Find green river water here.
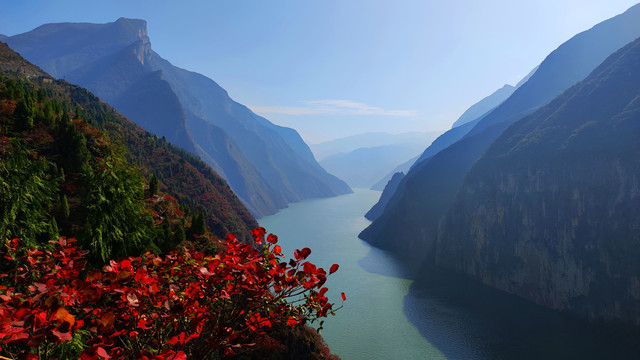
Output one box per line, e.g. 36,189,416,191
260,189,640,360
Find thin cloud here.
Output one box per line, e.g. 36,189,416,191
249,99,418,117
248,105,323,115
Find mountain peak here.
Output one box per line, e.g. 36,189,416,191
114,17,148,39
111,18,151,64
5,19,352,217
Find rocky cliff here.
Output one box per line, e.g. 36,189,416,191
360,3,640,256
437,36,640,324
5,18,351,217
365,171,404,220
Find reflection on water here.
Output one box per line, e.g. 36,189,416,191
404,265,640,360
261,189,640,360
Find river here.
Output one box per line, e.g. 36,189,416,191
259,189,640,360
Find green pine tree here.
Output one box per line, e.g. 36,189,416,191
190,211,207,236
60,194,70,219
174,223,186,243
149,174,159,196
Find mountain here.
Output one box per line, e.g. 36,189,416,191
367,75,532,212
412,65,539,168
360,4,640,254
369,109,489,193
319,144,423,188
365,171,405,220
437,35,640,325
309,131,436,161
0,41,257,252
370,155,416,191
362,114,484,221
310,131,436,189
450,84,515,128
0,43,342,358
5,18,351,218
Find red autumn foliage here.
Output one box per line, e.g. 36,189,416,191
0,228,345,359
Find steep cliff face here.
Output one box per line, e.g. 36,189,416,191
5,18,351,218
438,36,640,324
360,3,640,255
5,18,148,78
365,171,404,221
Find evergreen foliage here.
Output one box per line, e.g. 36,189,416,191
0,74,157,262
0,41,259,257
173,223,186,243
190,210,207,236
60,194,70,218
149,173,159,196
81,148,155,263
0,139,58,245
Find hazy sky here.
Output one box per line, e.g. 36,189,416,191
2,1,638,142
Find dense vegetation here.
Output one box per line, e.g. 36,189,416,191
0,41,256,254
64,83,258,245
5,18,352,218
0,73,189,259
0,231,343,359
0,43,342,358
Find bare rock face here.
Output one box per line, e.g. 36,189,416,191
437,36,640,324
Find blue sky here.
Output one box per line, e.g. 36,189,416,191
2,1,638,142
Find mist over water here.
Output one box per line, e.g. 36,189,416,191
260,189,640,360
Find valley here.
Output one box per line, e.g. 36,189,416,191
2,1,640,359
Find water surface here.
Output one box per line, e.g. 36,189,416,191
260,188,640,359
260,188,445,359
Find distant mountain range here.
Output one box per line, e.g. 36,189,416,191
309,131,436,160
368,80,526,193
367,74,534,208
360,3,640,325
369,155,417,191
5,18,351,217
450,66,538,129
310,132,438,188
320,145,420,189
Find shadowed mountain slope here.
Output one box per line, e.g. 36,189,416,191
0,41,257,245
360,4,640,252
6,18,351,217
367,78,531,211
437,35,640,325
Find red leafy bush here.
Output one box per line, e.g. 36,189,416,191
0,228,343,359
